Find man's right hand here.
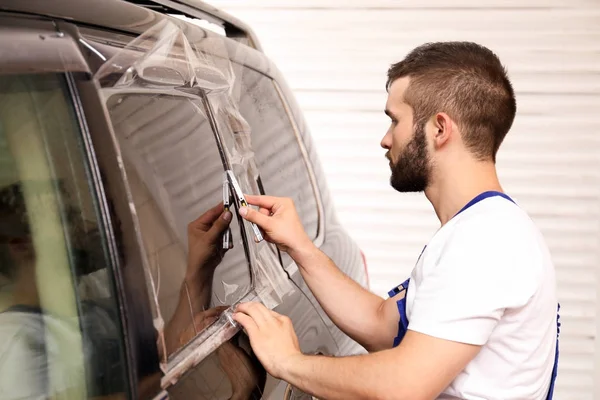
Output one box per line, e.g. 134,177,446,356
239,196,395,352
239,195,314,259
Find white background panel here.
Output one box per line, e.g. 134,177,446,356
208,1,600,397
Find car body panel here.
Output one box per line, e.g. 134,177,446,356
0,1,367,398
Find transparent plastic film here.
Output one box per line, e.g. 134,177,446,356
252,242,294,309
219,98,260,183
95,19,235,95
93,19,294,389
219,106,294,307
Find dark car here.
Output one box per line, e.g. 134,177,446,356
0,1,369,399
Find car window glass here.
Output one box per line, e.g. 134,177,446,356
0,73,129,399
106,92,253,359
237,68,319,242
91,20,306,395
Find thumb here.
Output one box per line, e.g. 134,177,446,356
233,312,258,337
205,211,233,242
239,206,270,230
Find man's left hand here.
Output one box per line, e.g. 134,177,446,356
233,302,302,379
186,202,232,282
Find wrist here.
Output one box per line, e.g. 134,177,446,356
182,269,213,301
288,240,318,265
278,351,307,382
185,266,213,287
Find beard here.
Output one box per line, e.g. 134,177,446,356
388,123,431,193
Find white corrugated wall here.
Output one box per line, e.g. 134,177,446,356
206,1,600,398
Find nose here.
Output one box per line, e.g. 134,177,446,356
380,131,392,150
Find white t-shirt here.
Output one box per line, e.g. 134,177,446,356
405,194,557,399
0,310,87,400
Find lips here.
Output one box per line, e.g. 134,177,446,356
385,153,392,166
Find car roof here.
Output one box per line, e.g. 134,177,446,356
0,0,262,51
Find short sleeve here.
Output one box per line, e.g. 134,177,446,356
407,217,539,345
0,316,47,400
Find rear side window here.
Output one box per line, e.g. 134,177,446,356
90,17,317,396
104,64,321,359
0,74,129,399
237,67,319,241
106,92,253,358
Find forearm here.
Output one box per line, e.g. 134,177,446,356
279,331,476,400
184,268,214,311
164,272,214,354
289,245,387,351
281,352,404,400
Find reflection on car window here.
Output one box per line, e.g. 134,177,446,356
237,68,319,240
106,93,252,358
0,74,129,399
168,334,266,400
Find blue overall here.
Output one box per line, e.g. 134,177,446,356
388,191,560,399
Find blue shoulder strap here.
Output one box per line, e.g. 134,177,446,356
545,303,561,400
454,190,516,218
388,192,558,397
389,278,410,348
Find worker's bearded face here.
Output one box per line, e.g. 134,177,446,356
389,122,431,193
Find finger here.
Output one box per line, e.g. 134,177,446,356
239,206,270,229
258,207,271,217
270,309,292,326
205,211,233,243
202,306,228,318
189,203,225,231
205,316,219,327
192,312,219,330
232,312,258,337
244,194,280,210
236,302,273,327
276,313,293,326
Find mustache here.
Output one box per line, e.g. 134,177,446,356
385,152,392,162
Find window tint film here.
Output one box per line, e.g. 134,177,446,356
106,93,252,359
0,74,129,399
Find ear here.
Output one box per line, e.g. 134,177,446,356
7,237,34,262
431,112,453,150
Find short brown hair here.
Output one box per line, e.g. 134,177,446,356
387,42,516,161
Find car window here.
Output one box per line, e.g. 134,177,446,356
237,68,319,241
0,73,129,399
90,19,305,396
106,92,253,358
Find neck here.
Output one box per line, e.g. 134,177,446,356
425,159,503,226
13,262,40,307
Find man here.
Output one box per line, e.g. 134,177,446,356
232,42,559,399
